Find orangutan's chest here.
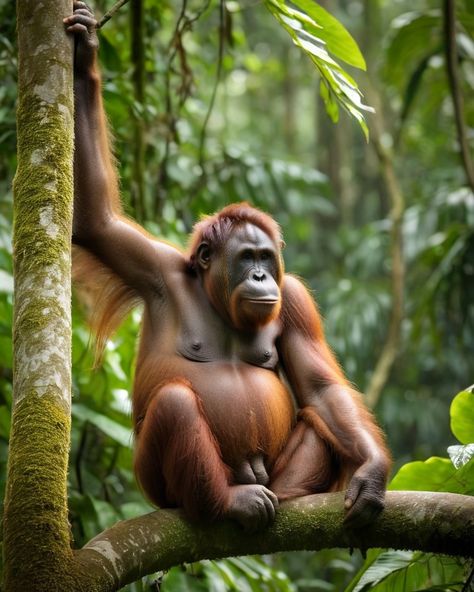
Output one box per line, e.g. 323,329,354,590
176,312,280,369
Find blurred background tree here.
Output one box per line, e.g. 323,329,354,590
0,0,472,589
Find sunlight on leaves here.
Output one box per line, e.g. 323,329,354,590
264,0,373,137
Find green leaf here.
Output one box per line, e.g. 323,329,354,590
389,457,456,491
320,79,339,122
398,48,441,131
450,388,474,444
352,550,415,592
346,551,466,592
264,0,371,136
389,455,474,495
72,403,132,448
289,0,366,69
384,11,442,88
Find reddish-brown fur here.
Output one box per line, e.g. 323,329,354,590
68,2,391,529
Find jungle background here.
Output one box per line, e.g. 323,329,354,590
0,0,473,589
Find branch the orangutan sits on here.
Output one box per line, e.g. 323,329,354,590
65,1,391,532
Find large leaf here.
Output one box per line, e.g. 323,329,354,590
346,550,466,592
384,11,442,88
265,0,372,137
289,0,366,69
450,388,474,444
389,455,474,495
389,457,456,491
351,550,415,592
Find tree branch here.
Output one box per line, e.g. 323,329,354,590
197,0,226,172
96,0,130,29
74,491,474,591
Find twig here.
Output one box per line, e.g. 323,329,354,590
96,0,130,29
197,0,225,172
155,0,189,218
443,0,474,192
155,0,213,215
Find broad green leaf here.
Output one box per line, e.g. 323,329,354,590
346,551,466,592
384,11,442,88
162,568,207,592
449,456,474,495
398,49,441,130
389,457,456,491
264,0,371,135
352,550,415,592
390,455,474,494
450,389,474,444
289,0,366,69
211,561,240,588
72,403,132,448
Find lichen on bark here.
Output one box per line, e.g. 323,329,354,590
13,86,73,411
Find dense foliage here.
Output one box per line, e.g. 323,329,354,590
0,0,473,590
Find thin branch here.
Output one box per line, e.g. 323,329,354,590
365,82,405,409
74,491,474,591
197,0,226,172
443,0,474,192
96,0,130,29
155,0,189,218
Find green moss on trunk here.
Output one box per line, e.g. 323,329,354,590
3,394,74,589
3,0,76,589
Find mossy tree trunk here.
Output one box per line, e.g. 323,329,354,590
3,0,75,589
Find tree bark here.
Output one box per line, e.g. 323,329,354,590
73,491,474,591
3,1,75,589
